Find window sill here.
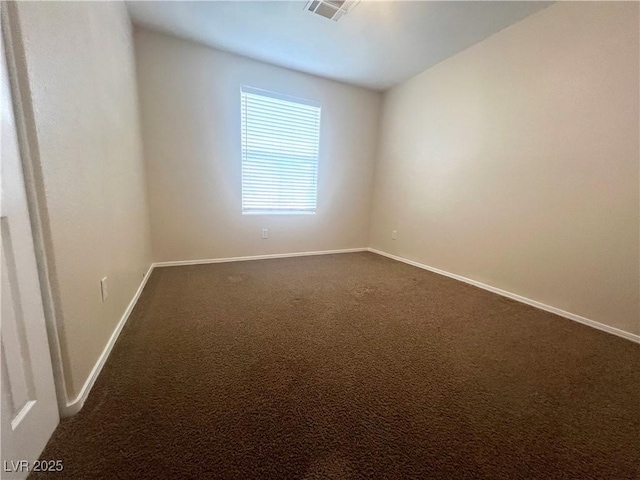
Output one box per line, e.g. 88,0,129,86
242,211,316,215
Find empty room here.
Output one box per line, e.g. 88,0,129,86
1,0,638,478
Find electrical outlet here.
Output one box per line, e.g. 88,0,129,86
392,230,397,240
100,277,108,302
261,228,269,239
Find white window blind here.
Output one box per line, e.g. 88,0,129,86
241,86,321,214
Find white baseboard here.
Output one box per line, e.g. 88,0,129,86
60,263,155,417
368,248,640,344
152,248,368,268
63,246,638,417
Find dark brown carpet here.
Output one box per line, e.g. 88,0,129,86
34,252,639,479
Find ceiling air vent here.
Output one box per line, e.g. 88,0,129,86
305,0,360,21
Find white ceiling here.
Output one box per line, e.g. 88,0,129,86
127,1,553,91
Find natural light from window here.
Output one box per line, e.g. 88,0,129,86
241,86,321,215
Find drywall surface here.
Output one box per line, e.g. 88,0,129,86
134,29,381,262
15,2,153,399
370,2,640,335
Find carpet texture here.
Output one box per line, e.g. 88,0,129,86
34,252,639,479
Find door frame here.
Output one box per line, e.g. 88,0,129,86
2,2,69,418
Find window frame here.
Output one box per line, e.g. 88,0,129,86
240,85,322,216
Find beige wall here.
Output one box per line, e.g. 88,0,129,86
370,2,640,335
134,29,381,262
15,2,152,400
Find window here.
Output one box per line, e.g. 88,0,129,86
241,86,321,214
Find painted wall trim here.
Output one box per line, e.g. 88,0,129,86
60,245,639,416
152,248,368,268
368,248,640,344
61,263,155,417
